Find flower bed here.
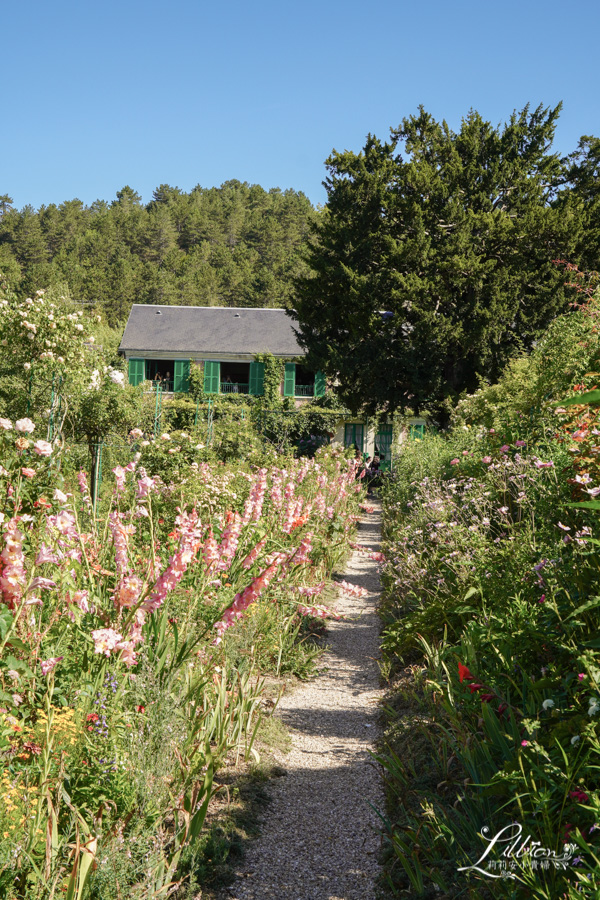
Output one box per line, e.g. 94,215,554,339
0,422,362,898
378,297,600,898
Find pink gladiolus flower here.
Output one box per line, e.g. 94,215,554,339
33,440,52,457
145,508,203,611
36,544,61,565
71,590,91,613
114,574,143,609
298,603,340,620
91,628,123,656
338,580,368,598
112,465,128,491
108,511,135,577
77,470,92,507
28,576,56,592
242,538,267,569
40,657,63,675
15,418,35,433
213,560,281,642
136,475,155,499
21,468,36,478
0,518,26,609
297,582,325,596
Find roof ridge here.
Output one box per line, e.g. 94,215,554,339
130,305,291,312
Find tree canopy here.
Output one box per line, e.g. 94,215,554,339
0,181,316,325
294,104,589,421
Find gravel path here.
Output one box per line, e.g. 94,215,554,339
228,502,384,900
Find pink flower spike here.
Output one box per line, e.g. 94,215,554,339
40,657,63,676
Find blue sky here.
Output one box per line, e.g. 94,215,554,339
3,0,599,210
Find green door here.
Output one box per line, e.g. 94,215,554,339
128,358,145,386
203,360,220,394
283,362,296,397
173,359,190,393
344,423,364,453
409,423,425,441
249,361,265,396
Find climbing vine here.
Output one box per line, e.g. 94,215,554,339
255,352,285,405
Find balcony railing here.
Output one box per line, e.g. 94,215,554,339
295,384,315,397
220,382,249,394
152,379,174,392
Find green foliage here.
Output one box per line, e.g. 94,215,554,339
295,104,585,424
254,352,284,406
378,295,600,897
0,181,317,325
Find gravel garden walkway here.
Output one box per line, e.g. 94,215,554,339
227,502,385,900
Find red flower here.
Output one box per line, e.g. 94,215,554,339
458,662,475,683
469,683,485,693
569,789,590,803
481,693,495,703
136,705,145,713
86,713,99,722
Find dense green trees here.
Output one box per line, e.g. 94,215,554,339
294,104,592,422
0,181,316,324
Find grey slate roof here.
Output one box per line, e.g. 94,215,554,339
119,305,303,357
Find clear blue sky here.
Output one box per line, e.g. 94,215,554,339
3,0,599,210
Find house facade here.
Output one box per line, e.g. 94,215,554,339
119,305,325,401
119,305,426,467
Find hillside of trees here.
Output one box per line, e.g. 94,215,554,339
0,181,316,324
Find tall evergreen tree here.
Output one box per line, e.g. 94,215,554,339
294,104,584,421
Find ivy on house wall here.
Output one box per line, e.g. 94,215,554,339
255,352,285,406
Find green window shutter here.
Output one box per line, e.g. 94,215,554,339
174,359,190,393
128,358,145,387
283,362,296,397
314,370,326,397
249,361,265,396
203,360,220,394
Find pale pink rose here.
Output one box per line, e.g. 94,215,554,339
129,428,143,439
15,418,35,433
21,468,36,478
0,418,12,430
33,440,52,457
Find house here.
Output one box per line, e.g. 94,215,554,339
119,305,325,400
119,304,426,466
